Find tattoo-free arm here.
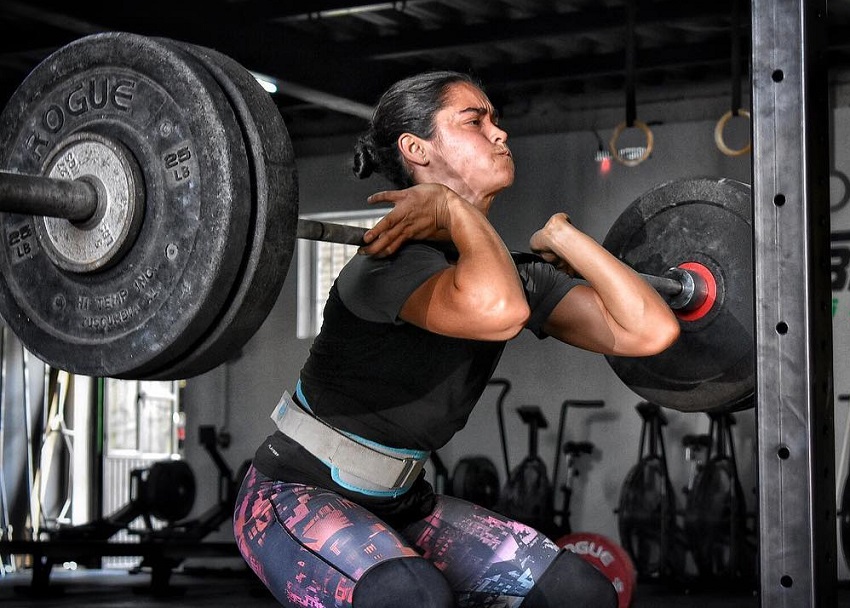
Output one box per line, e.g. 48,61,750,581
362,184,530,340
531,213,680,356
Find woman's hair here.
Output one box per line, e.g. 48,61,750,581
352,71,479,188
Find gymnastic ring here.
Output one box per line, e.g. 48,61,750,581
830,169,850,212
609,120,654,167
714,109,752,157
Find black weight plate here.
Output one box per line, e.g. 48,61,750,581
603,178,754,413
142,41,298,380
0,33,251,378
143,460,196,522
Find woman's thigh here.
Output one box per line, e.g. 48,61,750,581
233,465,421,607
399,495,560,607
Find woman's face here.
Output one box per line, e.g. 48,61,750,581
419,81,514,207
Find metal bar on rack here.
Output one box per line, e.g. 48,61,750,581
751,0,835,605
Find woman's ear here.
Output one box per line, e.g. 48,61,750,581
398,133,429,167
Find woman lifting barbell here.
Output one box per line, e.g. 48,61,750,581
233,70,679,608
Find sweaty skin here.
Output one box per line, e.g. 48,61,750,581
360,81,679,355
235,75,672,608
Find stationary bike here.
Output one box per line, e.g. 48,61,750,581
552,406,637,608
617,402,686,582
429,451,500,510
490,378,636,607
835,394,850,570
682,409,756,585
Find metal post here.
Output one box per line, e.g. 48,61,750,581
751,0,835,606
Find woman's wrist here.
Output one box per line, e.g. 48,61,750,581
435,189,456,233
539,220,581,262
439,190,481,235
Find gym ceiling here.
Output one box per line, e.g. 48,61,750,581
2,0,850,146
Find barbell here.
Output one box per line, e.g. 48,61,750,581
0,33,754,413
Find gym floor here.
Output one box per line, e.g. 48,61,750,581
2,566,850,607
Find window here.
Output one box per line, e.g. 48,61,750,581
101,378,182,568
104,379,181,457
297,209,386,339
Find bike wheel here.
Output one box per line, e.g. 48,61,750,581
841,475,850,571
617,455,679,579
452,456,500,509
683,457,748,580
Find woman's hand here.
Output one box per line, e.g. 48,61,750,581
359,184,455,257
529,213,577,276
360,184,529,341
530,212,680,357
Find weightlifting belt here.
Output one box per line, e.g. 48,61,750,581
270,390,428,495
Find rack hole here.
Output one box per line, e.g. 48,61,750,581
772,69,785,82
776,321,789,335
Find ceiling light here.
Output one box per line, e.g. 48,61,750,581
616,147,648,162
592,130,649,168
594,149,613,162
251,72,278,94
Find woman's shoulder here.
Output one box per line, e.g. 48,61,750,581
344,241,455,275
336,241,455,323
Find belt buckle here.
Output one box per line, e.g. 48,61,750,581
392,456,423,489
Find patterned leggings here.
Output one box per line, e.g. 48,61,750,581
233,465,560,607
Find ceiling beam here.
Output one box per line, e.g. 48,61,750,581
0,0,104,35
217,1,430,22
0,0,393,117
336,0,739,60
477,36,746,91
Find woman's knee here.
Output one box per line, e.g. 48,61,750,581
354,557,455,608
523,549,618,608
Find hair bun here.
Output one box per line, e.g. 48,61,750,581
352,135,376,179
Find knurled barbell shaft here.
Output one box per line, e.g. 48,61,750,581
295,218,686,300
0,170,685,301
0,171,98,222
296,217,369,246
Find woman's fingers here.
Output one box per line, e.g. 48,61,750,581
529,213,579,276
529,247,576,276
360,185,452,256
361,198,423,256
361,221,409,257
366,189,403,207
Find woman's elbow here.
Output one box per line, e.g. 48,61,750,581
644,312,680,355
479,298,530,340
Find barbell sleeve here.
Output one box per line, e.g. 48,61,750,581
0,170,98,221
